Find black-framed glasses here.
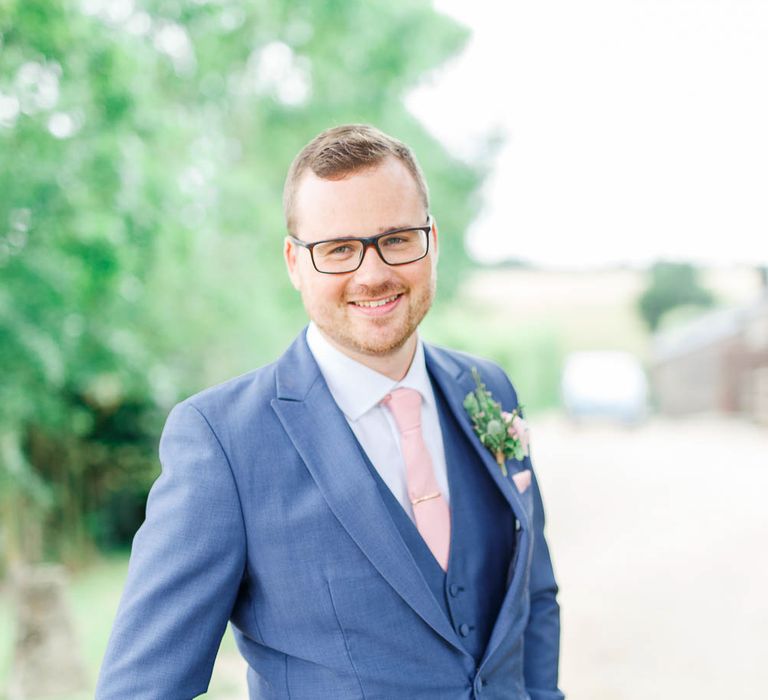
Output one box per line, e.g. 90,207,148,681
289,216,432,274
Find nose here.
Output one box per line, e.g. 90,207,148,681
351,242,393,284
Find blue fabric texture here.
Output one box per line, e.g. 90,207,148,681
96,329,563,699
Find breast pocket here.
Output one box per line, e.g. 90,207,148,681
509,466,534,521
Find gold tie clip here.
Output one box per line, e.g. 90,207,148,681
410,491,441,506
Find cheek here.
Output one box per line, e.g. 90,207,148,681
409,260,435,290
302,275,347,308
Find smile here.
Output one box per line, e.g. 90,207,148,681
350,294,402,308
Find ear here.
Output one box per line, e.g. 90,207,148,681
430,216,439,260
284,237,302,291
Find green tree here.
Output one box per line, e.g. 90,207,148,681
0,0,487,570
637,261,716,331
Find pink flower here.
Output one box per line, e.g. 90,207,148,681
512,415,530,456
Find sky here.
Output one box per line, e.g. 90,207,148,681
407,0,768,268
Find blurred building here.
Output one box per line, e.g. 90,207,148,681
650,272,768,424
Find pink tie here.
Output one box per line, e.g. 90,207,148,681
382,388,451,571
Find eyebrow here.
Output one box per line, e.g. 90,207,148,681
333,223,418,238
376,223,412,233
300,221,428,243
331,224,417,236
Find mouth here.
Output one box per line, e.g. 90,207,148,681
350,293,401,308
348,293,403,315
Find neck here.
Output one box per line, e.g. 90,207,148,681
320,330,418,381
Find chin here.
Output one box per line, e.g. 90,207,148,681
348,327,412,357
321,320,412,358
357,336,410,357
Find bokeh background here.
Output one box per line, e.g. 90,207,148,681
1,1,766,698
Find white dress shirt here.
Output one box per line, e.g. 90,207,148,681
305,322,450,523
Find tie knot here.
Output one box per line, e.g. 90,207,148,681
382,387,422,434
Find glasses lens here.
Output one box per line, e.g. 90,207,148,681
312,239,364,273
378,229,428,265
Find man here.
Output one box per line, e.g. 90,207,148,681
96,125,563,699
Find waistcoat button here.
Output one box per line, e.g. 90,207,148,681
474,675,487,694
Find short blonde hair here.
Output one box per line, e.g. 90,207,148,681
283,124,429,234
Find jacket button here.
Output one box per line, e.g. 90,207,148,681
459,623,470,637
515,519,522,531
449,583,462,597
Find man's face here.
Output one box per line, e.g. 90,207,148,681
284,156,438,360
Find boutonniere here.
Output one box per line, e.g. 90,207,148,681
463,367,530,477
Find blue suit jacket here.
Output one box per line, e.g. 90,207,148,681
96,330,563,699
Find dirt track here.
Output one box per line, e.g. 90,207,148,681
210,414,768,699
535,413,768,699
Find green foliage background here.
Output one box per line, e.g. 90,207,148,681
0,0,489,570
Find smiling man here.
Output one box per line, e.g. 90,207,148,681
97,125,563,700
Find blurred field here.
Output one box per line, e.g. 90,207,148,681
423,268,647,415
460,267,649,351
456,265,761,355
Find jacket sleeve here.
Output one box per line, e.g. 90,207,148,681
95,401,247,700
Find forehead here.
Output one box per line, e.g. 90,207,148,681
293,157,425,242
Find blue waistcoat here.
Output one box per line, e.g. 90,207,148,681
360,374,518,664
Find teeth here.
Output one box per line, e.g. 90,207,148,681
354,294,399,308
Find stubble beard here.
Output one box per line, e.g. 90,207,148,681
311,278,436,358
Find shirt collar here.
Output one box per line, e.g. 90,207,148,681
305,322,433,421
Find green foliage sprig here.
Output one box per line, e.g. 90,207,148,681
463,368,527,477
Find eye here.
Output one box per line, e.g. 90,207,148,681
381,230,417,247
315,239,360,260
329,244,354,255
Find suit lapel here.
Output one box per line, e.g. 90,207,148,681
270,331,467,657
424,344,535,665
